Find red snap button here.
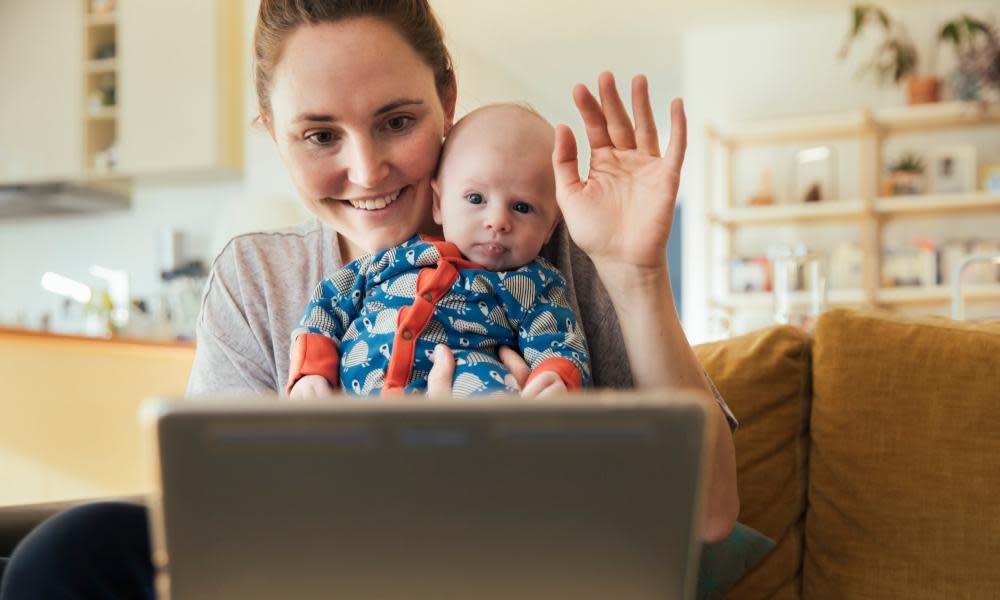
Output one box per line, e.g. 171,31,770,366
401,329,414,340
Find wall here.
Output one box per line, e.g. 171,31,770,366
682,1,1000,341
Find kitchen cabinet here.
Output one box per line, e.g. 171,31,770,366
117,0,245,177
0,2,84,184
0,327,194,506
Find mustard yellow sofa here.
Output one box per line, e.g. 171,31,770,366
694,308,1000,598
2,309,998,598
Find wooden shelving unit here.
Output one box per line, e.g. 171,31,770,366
706,101,1000,320
82,2,119,177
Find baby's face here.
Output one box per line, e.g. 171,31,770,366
432,107,559,271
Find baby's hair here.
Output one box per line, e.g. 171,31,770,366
436,102,553,177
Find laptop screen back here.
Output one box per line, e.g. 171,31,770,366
146,392,711,600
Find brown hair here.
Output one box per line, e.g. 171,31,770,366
254,0,454,118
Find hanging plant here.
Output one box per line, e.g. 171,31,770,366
939,15,1000,100
839,4,918,86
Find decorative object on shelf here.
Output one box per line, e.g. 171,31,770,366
748,168,775,206
829,241,864,290
980,163,1000,192
967,239,1000,284
938,14,1000,102
93,143,119,174
951,253,1000,320
793,146,836,203
94,41,116,60
90,0,116,15
838,4,939,104
729,256,771,293
97,73,116,107
883,151,927,196
772,252,828,332
927,145,977,193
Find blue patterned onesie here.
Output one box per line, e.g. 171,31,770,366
287,235,590,397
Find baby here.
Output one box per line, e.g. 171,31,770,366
287,104,590,398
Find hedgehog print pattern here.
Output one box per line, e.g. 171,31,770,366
289,235,590,398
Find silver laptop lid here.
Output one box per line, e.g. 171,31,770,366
144,390,713,600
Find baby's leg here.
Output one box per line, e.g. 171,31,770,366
451,349,520,398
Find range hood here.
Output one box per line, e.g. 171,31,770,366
0,181,130,219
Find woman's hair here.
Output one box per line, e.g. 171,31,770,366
254,0,454,117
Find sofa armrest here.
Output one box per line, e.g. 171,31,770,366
0,495,147,557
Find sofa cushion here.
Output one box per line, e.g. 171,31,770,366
806,309,1000,598
695,325,812,599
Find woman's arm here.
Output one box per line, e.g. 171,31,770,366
552,72,739,543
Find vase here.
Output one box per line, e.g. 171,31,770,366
906,76,941,104
951,69,980,102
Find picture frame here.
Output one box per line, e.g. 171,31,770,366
792,146,837,203
927,146,977,194
980,163,1000,193
729,256,771,293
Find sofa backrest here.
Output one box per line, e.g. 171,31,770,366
805,309,1000,598
695,325,812,598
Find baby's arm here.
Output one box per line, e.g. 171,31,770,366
287,262,367,396
515,261,591,393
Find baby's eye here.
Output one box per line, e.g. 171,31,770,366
513,202,533,214
384,116,413,132
466,193,484,204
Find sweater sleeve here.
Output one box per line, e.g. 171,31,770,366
286,261,367,392
517,262,591,390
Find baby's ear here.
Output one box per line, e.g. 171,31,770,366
431,179,443,225
544,211,563,243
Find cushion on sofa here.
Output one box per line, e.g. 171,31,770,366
695,325,812,599
806,309,1000,598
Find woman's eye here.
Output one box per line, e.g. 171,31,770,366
466,193,484,205
305,131,336,145
385,116,413,132
513,202,533,214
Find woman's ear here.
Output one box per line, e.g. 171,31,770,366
259,110,275,140
431,179,444,225
441,72,458,134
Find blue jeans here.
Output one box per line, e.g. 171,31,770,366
0,502,153,599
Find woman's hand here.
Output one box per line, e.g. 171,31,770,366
288,374,336,400
553,72,686,274
426,345,561,398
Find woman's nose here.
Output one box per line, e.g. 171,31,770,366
346,137,389,188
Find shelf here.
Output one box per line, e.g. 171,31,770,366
86,13,117,27
85,58,117,73
86,107,118,120
876,284,1000,305
874,101,1000,134
716,111,868,147
715,101,1000,147
712,289,867,309
710,200,867,225
874,192,1000,217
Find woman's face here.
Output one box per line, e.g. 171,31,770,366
264,18,455,259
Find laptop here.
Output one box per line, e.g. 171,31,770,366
142,390,714,600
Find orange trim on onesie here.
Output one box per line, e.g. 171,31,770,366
524,357,583,391
286,333,340,395
381,257,461,395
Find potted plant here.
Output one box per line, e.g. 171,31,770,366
939,15,1000,101
839,4,940,104
883,152,927,196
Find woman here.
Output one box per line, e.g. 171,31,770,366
0,1,737,597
